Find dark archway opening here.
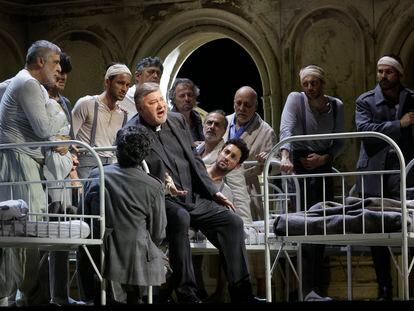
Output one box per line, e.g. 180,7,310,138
176,38,263,117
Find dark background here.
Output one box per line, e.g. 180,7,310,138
177,38,263,117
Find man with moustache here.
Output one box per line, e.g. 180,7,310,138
196,111,252,301
169,78,204,147
125,82,264,304
0,40,63,306
355,54,414,300
119,56,163,120
197,110,252,224
279,64,345,300
224,86,277,298
225,86,277,221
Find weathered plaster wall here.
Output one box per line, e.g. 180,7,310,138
0,0,413,171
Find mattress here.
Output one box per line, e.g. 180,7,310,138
0,219,91,239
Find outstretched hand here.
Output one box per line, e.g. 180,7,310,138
165,172,188,197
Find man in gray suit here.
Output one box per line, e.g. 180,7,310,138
124,82,264,304
355,54,414,300
84,125,167,304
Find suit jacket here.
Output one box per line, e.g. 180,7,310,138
125,111,218,201
355,84,414,195
85,164,167,286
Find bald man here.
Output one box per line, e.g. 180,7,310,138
224,86,277,298
355,54,414,300
224,86,277,221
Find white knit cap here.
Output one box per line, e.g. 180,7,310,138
299,65,326,84
105,64,132,80
377,56,404,75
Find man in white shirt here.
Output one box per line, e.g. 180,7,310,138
72,63,132,179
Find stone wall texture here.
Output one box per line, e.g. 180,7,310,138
1,1,413,299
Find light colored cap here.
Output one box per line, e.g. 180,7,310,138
105,64,132,80
377,56,404,75
299,65,325,84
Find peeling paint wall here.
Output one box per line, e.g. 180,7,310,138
0,0,414,172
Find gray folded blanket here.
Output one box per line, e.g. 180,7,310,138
273,197,414,236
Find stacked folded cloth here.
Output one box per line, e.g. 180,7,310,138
0,199,90,239
244,219,275,245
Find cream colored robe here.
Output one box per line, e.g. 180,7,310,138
225,113,277,220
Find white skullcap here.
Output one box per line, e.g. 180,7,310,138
105,64,132,80
377,56,404,75
299,65,326,84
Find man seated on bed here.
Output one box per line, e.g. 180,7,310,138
124,82,264,304
202,138,251,302
82,125,167,304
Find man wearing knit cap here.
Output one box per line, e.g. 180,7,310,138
71,63,131,304
279,64,345,300
355,54,414,300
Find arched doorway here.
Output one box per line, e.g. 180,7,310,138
132,8,281,131
174,38,263,117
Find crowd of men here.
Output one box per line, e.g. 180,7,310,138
0,39,413,305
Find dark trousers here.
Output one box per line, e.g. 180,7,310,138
165,195,249,297
76,245,100,303
292,151,334,296
371,246,392,290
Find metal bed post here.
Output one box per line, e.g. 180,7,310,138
263,131,410,301
76,141,107,305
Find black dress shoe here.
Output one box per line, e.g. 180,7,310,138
377,286,393,301
229,278,266,303
176,292,203,304
248,297,267,304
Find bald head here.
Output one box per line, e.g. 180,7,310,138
233,86,258,126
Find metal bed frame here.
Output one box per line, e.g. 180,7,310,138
0,140,106,305
263,131,413,302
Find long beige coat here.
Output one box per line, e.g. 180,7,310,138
225,113,277,220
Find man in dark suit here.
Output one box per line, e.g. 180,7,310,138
355,54,414,300
124,82,263,304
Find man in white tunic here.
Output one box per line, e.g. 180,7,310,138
0,40,62,306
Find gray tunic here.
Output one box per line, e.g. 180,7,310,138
280,91,345,158
0,69,64,213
